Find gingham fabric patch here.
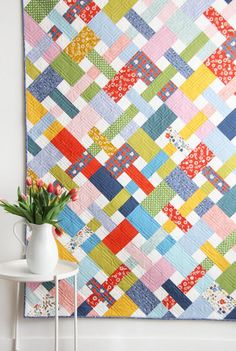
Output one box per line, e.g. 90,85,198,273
23,0,236,320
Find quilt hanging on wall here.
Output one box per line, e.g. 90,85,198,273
23,0,236,320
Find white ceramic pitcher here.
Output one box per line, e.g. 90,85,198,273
13,222,58,274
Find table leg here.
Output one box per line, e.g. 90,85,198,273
74,275,77,351
55,277,59,351
15,281,20,351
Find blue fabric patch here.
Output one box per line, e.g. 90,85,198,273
90,90,123,124
180,296,213,319
166,167,198,201
77,301,92,317
157,235,176,255
58,206,85,237
90,167,123,201
125,9,155,40
119,196,139,216
165,48,193,78
128,205,160,239
195,197,214,216
88,11,122,46
81,234,101,254
27,136,41,156
28,143,63,177
162,279,192,310
28,66,63,102
127,280,160,315
218,109,236,141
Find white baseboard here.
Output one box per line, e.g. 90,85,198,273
1,337,236,351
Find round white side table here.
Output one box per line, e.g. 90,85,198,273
0,259,79,351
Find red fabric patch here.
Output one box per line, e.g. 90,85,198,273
103,220,138,254
81,158,102,178
162,203,192,233
204,7,234,39
162,295,176,310
204,48,236,85
125,164,155,195
178,265,206,294
103,66,138,102
51,128,85,163
163,265,206,310
79,1,101,23
64,0,77,6
87,264,130,308
179,142,214,179
103,264,131,292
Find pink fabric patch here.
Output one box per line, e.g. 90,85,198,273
203,205,236,240
67,105,101,139
142,26,176,62
104,35,131,63
125,242,153,271
69,180,101,215
141,258,175,291
166,89,199,122
51,280,79,315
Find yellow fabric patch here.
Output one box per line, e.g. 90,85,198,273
180,112,208,139
201,241,230,271
26,91,47,124
64,27,99,64
88,127,117,156
104,294,138,317
56,239,79,263
180,64,216,101
43,120,64,140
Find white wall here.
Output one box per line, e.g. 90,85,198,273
0,1,236,351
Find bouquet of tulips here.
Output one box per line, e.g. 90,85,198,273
0,177,79,236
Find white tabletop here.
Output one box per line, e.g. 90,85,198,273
0,259,79,282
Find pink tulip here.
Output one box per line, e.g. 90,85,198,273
26,177,32,186
69,188,78,196
47,183,54,193
55,185,62,196
21,193,28,201
71,193,79,202
36,179,44,188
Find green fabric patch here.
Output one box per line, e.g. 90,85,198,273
51,52,84,86
87,50,116,79
142,181,175,216
25,0,59,23
81,82,101,102
103,0,138,22
26,58,41,80
89,242,121,276
216,262,236,294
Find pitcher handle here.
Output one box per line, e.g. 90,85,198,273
13,220,32,254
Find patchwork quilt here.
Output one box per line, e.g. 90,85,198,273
23,0,236,320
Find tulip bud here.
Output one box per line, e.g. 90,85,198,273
71,193,79,202
55,185,62,196
36,179,44,188
47,183,54,193
69,188,78,196
55,227,63,236
26,177,32,186
21,193,28,201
